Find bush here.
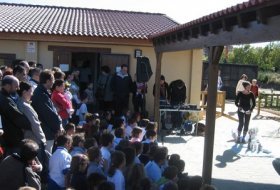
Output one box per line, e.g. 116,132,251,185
258,71,280,86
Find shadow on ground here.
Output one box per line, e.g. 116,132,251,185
212,178,280,190
159,135,190,144
215,144,243,168
252,115,280,122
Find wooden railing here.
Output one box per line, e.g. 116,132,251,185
257,92,280,115
200,91,226,114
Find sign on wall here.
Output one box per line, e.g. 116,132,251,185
27,42,36,53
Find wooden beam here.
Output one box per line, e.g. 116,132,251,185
202,46,224,185
237,14,249,28
256,9,268,24
191,27,199,38
153,51,163,126
154,15,280,53
48,45,111,53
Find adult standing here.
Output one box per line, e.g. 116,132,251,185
111,64,133,116
17,81,46,147
0,75,31,154
0,139,41,190
28,67,41,91
168,79,186,129
96,66,113,111
153,75,169,103
51,79,72,127
13,65,28,82
235,81,256,143
32,70,63,153
236,74,248,95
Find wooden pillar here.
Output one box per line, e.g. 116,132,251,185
202,46,224,184
154,51,163,124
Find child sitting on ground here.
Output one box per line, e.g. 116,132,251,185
107,151,126,190
114,127,125,149
125,118,137,139
65,122,76,137
100,133,114,172
132,141,143,164
142,130,157,144
48,135,72,189
76,92,88,126
130,127,143,142
68,154,89,190
84,113,100,139
87,146,105,177
70,134,86,156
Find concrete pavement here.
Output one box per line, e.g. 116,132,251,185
161,102,280,190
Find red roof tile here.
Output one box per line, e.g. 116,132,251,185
0,3,178,40
150,0,277,39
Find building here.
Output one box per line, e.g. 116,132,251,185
0,3,203,115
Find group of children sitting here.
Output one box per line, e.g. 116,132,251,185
47,111,217,190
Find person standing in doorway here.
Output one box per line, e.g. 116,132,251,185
96,66,113,111
111,64,133,116
235,81,256,143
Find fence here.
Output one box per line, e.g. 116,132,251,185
257,92,280,115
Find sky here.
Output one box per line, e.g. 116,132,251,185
1,0,272,46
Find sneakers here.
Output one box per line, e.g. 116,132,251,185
241,138,246,144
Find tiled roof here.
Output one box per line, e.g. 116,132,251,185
0,3,178,40
150,0,278,39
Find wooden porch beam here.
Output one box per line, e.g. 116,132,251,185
153,51,163,126
153,15,280,53
202,45,224,185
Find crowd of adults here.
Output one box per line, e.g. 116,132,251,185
0,60,218,190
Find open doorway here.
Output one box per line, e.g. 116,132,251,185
71,52,100,92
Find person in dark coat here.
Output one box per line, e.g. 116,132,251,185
31,69,63,153
111,64,133,116
168,79,187,129
168,79,186,105
0,75,31,155
0,139,41,190
96,66,113,111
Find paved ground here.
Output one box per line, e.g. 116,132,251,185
160,102,280,190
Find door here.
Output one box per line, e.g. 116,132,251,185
100,54,130,74
53,51,71,71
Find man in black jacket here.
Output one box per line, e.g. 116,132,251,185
31,70,63,153
169,79,187,129
0,75,31,154
111,64,133,116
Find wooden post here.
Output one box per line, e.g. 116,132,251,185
202,46,224,185
154,51,163,125
257,94,261,115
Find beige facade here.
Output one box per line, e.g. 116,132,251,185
0,39,202,116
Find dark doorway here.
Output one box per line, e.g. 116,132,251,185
71,52,99,91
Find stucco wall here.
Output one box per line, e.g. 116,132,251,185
0,39,203,116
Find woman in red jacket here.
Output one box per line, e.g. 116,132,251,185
51,79,72,127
